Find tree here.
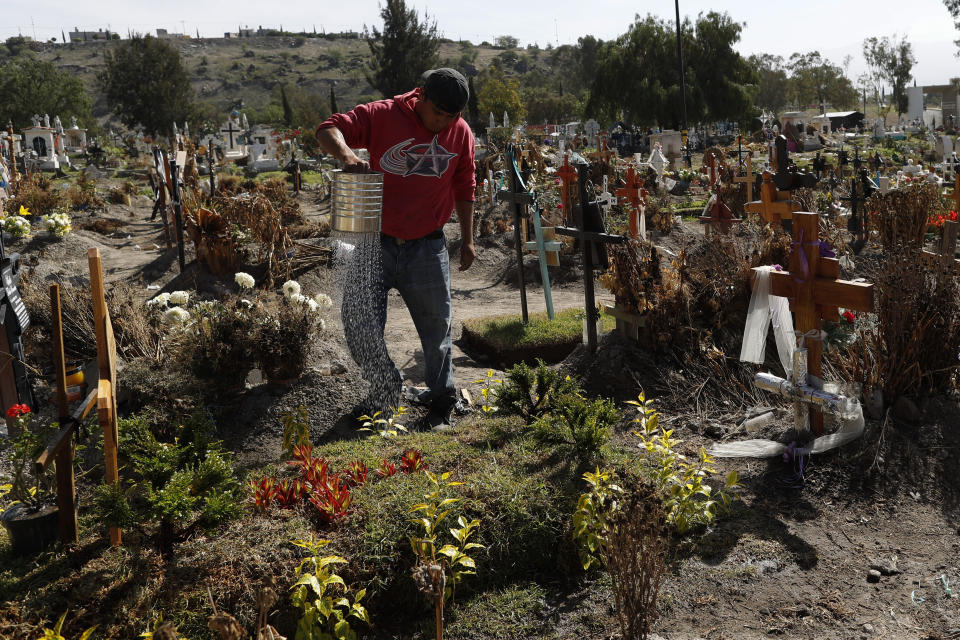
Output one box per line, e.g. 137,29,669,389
467,76,479,129
586,12,755,127
494,35,519,49
945,1,960,52
330,85,339,114
0,57,92,130
99,35,194,137
366,0,440,98
863,35,916,120
748,54,790,113
522,87,580,124
787,51,857,113
476,65,525,125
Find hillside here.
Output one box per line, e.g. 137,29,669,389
27,35,523,128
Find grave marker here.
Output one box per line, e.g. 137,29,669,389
615,166,647,239
555,154,578,226
751,212,874,435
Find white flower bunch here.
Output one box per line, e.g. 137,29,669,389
281,280,301,299
313,293,332,309
290,293,308,307
163,306,190,325
234,272,255,289
146,292,171,308
3,216,31,239
169,290,190,306
42,212,72,239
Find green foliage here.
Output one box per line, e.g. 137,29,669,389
863,35,916,117
572,467,621,570
476,65,525,125
586,12,756,126
1,421,57,510
101,413,243,548
37,609,97,640
748,53,790,114
786,51,857,112
366,0,440,98
290,535,370,640
628,394,738,533
494,359,580,423
282,405,312,457
358,406,409,438
99,35,194,136
532,392,618,463
0,57,92,130
473,369,503,415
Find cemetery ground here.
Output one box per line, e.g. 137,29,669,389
0,164,959,640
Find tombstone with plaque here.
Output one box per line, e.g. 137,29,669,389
21,121,59,170
218,111,247,162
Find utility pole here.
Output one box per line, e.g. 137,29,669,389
674,0,690,168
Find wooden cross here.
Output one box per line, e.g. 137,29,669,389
699,191,741,236
733,154,755,201
752,212,874,436
5,122,18,187
615,166,647,238
948,173,960,213
744,171,797,228
555,154,579,226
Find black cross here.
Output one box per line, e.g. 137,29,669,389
220,121,239,149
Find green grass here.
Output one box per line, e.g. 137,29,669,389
461,307,615,351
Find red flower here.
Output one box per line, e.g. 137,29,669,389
6,404,30,419
842,310,855,324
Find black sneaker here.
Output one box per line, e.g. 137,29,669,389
426,404,455,433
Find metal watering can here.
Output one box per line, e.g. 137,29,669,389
331,170,383,234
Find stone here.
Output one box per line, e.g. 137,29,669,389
869,562,902,576
866,569,881,583
891,395,921,424
330,360,348,375
862,623,874,634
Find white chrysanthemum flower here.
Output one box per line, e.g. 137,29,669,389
307,299,319,313
234,272,255,289
148,292,171,308
290,293,308,307
317,318,326,331
281,280,301,299
169,290,190,306
313,293,332,309
163,306,190,325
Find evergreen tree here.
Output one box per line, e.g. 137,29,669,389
98,35,193,137
280,83,293,126
366,0,440,98
330,85,339,114
467,76,479,128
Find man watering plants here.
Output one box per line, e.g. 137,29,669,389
317,68,475,431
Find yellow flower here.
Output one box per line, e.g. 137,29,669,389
18,205,30,217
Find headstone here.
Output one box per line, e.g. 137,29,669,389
246,125,280,172
503,111,510,129
43,114,51,128
648,143,667,184
21,123,59,170
584,119,600,147
649,130,682,165
218,111,247,161
489,112,496,130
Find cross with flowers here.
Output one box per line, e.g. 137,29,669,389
751,212,874,435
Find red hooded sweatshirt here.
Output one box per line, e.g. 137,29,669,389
317,89,476,240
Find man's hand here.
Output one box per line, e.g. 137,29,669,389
342,150,370,173
459,241,475,271
317,126,369,172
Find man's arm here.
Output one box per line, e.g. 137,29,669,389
316,126,369,172
455,200,475,271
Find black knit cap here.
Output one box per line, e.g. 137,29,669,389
420,68,469,114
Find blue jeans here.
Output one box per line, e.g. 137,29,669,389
342,233,455,413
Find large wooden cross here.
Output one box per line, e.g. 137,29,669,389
733,153,755,202
555,154,579,226
744,171,798,228
752,212,874,436
615,166,647,238
699,156,742,236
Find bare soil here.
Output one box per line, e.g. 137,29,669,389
4,173,960,640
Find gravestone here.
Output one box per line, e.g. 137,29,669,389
246,125,280,172
584,119,600,147
219,111,247,162
64,116,87,153
21,123,59,170
649,130,682,166
503,111,510,129
488,112,496,130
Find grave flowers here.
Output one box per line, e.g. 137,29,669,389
2,212,31,239
252,278,331,383
42,211,72,238
0,404,61,553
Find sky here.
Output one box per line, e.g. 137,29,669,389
2,0,958,86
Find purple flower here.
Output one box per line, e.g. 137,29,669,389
773,264,783,271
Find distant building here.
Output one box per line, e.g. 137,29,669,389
68,28,114,43
156,29,188,39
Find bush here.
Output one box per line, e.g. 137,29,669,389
532,392,618,463
494,359,580,423
4,173,62,216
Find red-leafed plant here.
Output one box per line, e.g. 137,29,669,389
309,474,353,524
275,478,306,508
249,477,276,511
376,459,398,478
344,460,369,487
400,449,428,474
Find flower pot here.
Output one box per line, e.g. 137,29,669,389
1,503,59,554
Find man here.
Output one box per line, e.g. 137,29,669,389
317,68,476,431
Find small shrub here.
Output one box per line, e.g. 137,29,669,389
494,359,580,423
532,392,618,463
4,173,62,216
290,536,370,639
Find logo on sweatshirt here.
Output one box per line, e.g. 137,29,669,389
379,136,458,178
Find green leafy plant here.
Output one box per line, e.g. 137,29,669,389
572,467,622,570
628,393,738,533
472,369,503,414
409,471,484,640
290,535,370,640
38,609,97,640
532,392,618,463
494,359,580,423
357,406,408,437
282,405,312,457
1,405,58,511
